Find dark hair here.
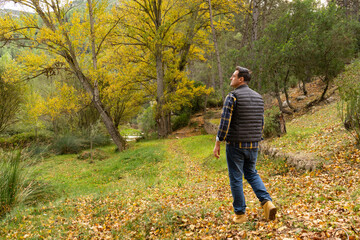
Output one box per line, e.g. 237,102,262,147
236,66,251,83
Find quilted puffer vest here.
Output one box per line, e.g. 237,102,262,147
226,85,264,142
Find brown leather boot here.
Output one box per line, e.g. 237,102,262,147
263,201,277,220
233,214,247,223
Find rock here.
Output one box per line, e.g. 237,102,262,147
296,95,307,101
282,101,289,108
259,142,322,171
326,96,336,103
204,121,218,135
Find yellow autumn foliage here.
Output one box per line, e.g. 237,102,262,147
37,82,86,121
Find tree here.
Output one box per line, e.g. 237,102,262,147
253,1,295,114
0,0,127,150
0,52,23,133
208,0,224,101
254,0,357,114
311,2,357,102
115,0,227,137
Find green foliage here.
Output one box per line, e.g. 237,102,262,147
254,0,357,98
52,132,111,155
119,127,142,137
171,112,191,131
263,107,282,139
52,135,87,155
338,59,360,145
137,105,157,139
0,60,23,133
0,151,53,217
0,132,53,149
206,93,224,108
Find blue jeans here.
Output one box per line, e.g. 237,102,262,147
226,143,272,214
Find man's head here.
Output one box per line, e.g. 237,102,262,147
230,66,251,88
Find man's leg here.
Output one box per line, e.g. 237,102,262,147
243,149,276,220
243,149,272,202
226,144,246,215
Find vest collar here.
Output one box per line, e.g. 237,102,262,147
235,84,248,90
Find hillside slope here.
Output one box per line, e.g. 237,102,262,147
1,81,360,239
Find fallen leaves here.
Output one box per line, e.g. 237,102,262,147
1,128,360,239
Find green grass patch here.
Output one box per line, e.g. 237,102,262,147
270,102,349,154
30,140,171,199
209,118,220,126
177,135,228,172
119,127,142,136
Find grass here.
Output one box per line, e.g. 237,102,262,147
1,101,360,239
269,101,352,158
0,139,189,238
208,118,221,126
119,127,142,136
30,140,176,198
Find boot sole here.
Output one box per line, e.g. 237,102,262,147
268,207,277,221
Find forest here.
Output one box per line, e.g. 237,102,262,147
1,0,360,239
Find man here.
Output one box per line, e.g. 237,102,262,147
213,66,276,224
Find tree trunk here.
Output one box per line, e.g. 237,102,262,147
211,65,216,89
155,45,171,137
252,0,259,44
93,81,126,151
152,0,171,138
275,79,292,114
65,55,126,151
320,77,330,101
279,113,286,134
301,78,308,96
88,0,97,70
250,0,260,91
283,69,295,111
208,0,225,101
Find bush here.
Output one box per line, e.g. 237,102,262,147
52,134,87,155
137,105,157,139
207,93,223,108
338,60,360,146
52,129,111,155
263,107,282,139
0,67,23,133
0,132,53,149
172,112,190,131
87,134,111,148
0,150,53,217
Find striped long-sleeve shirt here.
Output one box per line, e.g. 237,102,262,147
216,93,262,149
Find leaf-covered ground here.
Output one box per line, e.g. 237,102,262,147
1,101,360,239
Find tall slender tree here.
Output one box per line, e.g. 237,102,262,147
0,0,127,150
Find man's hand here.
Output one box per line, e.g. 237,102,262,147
213,141,221,158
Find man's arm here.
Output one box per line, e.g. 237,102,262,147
213,93,236,158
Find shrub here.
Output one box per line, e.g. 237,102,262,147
86,134,111,148
52,134,87,155
0,65,23,133
263,107,282,139
0,150,54,217
206,93,223,108
25,144,53,159
338,60,360,146
172,112,190,131
137,105,157,139
0,132,53,149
